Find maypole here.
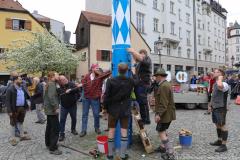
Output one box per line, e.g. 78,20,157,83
112,0,132,148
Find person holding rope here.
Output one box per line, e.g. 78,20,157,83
80,64,111,137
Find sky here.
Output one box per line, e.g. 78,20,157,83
18,0,239,44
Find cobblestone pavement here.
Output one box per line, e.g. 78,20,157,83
1,102,240,160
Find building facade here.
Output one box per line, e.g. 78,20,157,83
0,0,45,82
32,10,71,43
74,11,151,79
85,0,227,76
226,22,240,67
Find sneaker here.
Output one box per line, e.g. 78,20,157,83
15,132,20,138
106,155,114,160
71,130,78,135
95,128,101,135
161,153,169,160
144,120,151,125
20,136,31,141
154,145,166,153
215,145,227,152
35,120,42,124
120,154,129,160
168,153,176,160
59,135,65,142
79,131,87,137
9,139,18,146
50,149,63,155
210,140,222,146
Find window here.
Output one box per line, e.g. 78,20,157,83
207,22,210,31
214,28,216,36
208,37,210,46
186,13,190,24
96,50,111,61
198,52,202,60
197,4,201,14
153,0,158,9
214,41,217,49
170,22,175,35
167,44,170,55
187,49,191,58
236,46,240,52
162,24,165,33
236,38,240,44
237,30,240,35
218,17,220,25
185,0,190,7
222,32,225,40
215,55,217,62
198,35,201,45
136,12,145,33
218,29,220,38
178,47,182,57
161,3,165,12
11,19,31,31
214,15,216,23
198,20,201,29
170,1,175,14
186,30,191,46
136,0,144,3
153,18,159,32
179,27,182,39
178,9,182,21
0,48,4,54
167,65,171,71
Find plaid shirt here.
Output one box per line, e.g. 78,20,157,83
82,72,111,99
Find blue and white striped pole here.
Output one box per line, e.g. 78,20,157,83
112,0,132,149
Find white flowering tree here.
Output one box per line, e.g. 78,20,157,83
6,30,80,76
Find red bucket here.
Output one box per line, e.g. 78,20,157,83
96,135,108,154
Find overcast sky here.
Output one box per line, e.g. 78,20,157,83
18,0,239,44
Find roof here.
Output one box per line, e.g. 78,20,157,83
0,0,26,12
233,21,240,28
82,11,111,26
32,12,51,23
75,11,151,51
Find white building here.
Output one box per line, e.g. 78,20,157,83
32,11,71,43
85,0,227,75
227,22,240,67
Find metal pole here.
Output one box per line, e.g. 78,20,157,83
159,51,161,68
193,0,198,72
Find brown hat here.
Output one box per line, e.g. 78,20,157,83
154,68,168,77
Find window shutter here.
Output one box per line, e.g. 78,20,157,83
25,20,32,30
109,51,112,61
5,18,12,29
96,50,102,61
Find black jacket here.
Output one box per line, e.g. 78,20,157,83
57,82,79,108
6,84,30,113
103,76,135,117
32,83,44,104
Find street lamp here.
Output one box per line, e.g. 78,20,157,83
231,55,235,68
154,36,163,68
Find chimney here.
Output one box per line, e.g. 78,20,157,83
229,23,233,27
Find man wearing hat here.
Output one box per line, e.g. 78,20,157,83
154,68,176,160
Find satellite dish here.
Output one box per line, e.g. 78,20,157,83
176,71,188,83
166,71,171,82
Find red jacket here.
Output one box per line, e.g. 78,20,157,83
82,72,111,99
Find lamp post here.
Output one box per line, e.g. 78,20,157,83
154,36,163,68
231,55,235,68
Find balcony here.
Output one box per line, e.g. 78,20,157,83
162,36,180,49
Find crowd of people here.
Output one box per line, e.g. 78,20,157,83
0,47,236,160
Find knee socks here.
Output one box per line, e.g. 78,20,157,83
162,139,173,154
108,138,114,157
120,137,128,158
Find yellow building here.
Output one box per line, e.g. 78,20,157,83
0,0,45,83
